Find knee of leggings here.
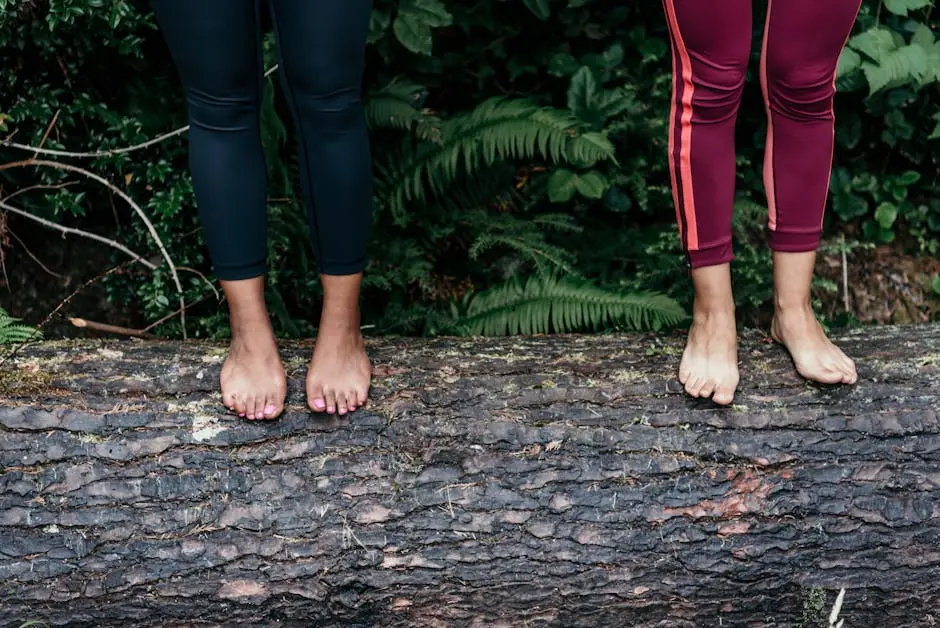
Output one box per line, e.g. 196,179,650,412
286,71,363,126
691,60,747,124
186,87,259,133
765,65,836,121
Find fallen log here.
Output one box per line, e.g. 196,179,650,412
0,325,938,627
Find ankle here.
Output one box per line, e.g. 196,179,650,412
773,298,813,317
229,314,274,343
319,305,360,332
692,298,735,320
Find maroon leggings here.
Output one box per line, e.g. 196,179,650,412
662,0,861,269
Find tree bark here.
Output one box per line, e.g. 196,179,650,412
0,325,938,627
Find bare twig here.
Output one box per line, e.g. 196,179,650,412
176,265,220,301
33,109,61,159
0,262,132,365
141,295,211,333
828,588,846,628
0,181,79,204
70,317,158,340
0,63,284,337
841,236,851,314
0,200,157,270
6,228,66,279
0,159,186,337
2,126,191,160
0,65,279,160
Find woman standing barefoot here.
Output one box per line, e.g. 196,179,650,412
151,1,373,419
662,0,861,405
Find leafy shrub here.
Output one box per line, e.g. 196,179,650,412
0,0,936,338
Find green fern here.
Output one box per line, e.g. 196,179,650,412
365,78,441,141
375,161,519,228
378,97,617,220
453,274,687,336
0,308,40,345
429,163,521,216
466,209,582,275
469,234,577,275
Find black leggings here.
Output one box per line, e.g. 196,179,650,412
151,0,373,280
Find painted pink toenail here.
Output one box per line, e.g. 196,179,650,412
313,399,326,410
239,413,245,417
264,405,277,415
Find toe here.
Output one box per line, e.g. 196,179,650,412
252,395,266,421
809,365,843,385
223,391,237,412
698,379,717,400
685,376,704,398
262,396,280,420
234,396,248,418
356,389,368,408
678,361,692,385
337,392,349,416
842,368,858,385
841,356,858,383
712,373,738,406
325,390,337,414
822,356,849,384
347,391,358,412
712,386,735,406
308,384,326,413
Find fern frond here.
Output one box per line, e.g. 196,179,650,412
463,207,581,274
365,78,441,139
429,163,521,216
468,234,577,275
374,149,519,225
0,308,41,345
379,97,617,219
531,213,582,233
453,274,686,336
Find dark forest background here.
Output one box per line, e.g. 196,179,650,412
0,0,937,343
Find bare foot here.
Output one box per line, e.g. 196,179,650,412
771,305,857,385
221,323,287,420
306,315,371,416
679,307,740,406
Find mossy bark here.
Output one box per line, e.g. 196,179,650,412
1,325,938,627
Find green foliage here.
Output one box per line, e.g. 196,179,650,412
0,307,40,345
377,96,616,222
834,0,940,251
840,24,936,94
452,273,686,336
0,0,937,337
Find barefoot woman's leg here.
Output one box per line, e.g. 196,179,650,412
771,251,857,384
151,0,286,419
761,0,861,384
268,0,373,415
683,265,739,405
663,0,751,405
219,278,286,419
312,275,371,415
